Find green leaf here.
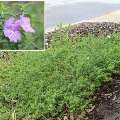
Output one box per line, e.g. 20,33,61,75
3,12,13,16
0,3,4,9
24,2,32,7
14,4,23,8
2,7,10,11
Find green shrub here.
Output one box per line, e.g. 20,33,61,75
1,30,120,119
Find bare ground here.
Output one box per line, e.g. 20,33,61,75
86,74,120,120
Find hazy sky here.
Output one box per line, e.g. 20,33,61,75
45,0,120,4
45,0,120,8
81,0,120,4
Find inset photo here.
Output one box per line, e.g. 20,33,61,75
0,1,44,50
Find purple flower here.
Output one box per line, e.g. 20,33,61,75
3,14,35,43
16,14,35,33
3,18,21,43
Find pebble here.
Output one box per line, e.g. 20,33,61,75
45,22,120,47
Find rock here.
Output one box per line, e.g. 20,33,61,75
45,22,120,47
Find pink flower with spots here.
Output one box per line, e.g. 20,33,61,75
3,18,21,43
16,14,35,33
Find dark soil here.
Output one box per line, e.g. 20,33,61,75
58,76,120,120
86,74,120,120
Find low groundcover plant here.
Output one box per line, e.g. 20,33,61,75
1,27,120,119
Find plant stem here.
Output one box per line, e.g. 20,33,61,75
26,37,42,50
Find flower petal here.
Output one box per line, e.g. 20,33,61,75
21,24,35,33
4,28,10,37
3,17,21,42
12,23,21,31
18,14,35,33
8,30,21,42
4,18,14,28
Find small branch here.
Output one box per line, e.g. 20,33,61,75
26,37,43,50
